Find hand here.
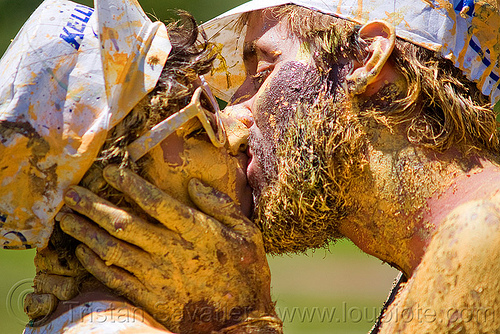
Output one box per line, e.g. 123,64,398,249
59,165,282,334
24,223,87,322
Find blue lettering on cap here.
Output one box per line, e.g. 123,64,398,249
59,5,94,50
468,38,500,94
60,27,84,50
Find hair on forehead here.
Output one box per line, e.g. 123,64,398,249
246,4,499,156
237,5,356,40
273,5,355,38
80,11,215,206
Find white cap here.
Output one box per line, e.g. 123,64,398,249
0,0,171,249
201,0,500,107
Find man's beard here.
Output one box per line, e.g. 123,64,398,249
252,94,368,255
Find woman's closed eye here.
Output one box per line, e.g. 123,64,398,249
185,126,206,139
182,118,212,143
179,118,205,138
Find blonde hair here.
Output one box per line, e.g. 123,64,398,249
270,5,499,154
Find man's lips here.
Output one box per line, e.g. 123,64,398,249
246,147,258,190
246,146,254,163
233,150,253,218
246,146,253,171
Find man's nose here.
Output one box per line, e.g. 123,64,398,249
229,76,257,113
221,105,253,155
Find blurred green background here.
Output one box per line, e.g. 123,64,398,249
0,0,399,333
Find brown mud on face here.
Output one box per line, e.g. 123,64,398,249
254,66,491,271
145,134,245,210
219,112,250,156
342,110,486,276
253,53,494,275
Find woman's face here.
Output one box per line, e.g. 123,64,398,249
144,114,253,217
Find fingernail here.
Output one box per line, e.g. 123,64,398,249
189,178,201,187
64,189,81,207
59,214,74,233
75,244,86,256
103,165,120,183
75,244,90,261
54,212,66,222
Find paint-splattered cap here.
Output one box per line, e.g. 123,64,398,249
202,0,500,108
0,0,171,249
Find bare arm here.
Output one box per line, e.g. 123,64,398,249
379,200,500,333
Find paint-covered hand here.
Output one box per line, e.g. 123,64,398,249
59,165,282,334
24,227,87,322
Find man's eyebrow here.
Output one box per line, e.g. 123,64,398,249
243,40,256,62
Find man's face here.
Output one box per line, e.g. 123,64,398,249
229,11,317,198
227,10,367,254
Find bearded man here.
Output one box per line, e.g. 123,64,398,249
26,0,500,333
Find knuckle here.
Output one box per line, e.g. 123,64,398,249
103,243,122,266
107,275,124,290
109,210,133,235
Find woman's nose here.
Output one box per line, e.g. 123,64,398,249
221,105,253,155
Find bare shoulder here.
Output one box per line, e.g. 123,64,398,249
434,199,500,253
379,199,500,333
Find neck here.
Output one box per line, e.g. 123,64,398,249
338,122,499,277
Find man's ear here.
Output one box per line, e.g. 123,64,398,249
346,20,396,96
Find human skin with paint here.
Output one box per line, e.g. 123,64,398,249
26,100,277,334
23,15,279,334
33,4,500,334
224,8,500,333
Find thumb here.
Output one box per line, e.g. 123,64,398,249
187,178,255,234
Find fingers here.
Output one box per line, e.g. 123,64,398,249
24,293,58,320
103,165,203,235
64,186,175,253
60,213,166,279
75,244,173,316
76,244,147,295
33,273,78,300
188,178,256,235
34,247,86,277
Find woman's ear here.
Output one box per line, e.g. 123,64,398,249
346,20,396,96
